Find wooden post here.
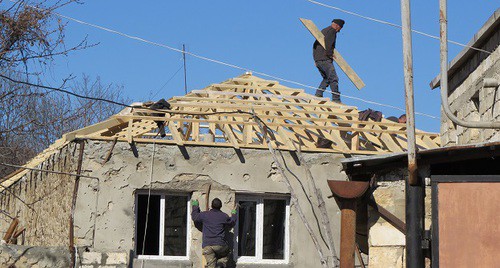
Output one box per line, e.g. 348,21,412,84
3,218,19,242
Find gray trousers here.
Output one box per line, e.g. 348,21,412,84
315,60,340,101
203,244,230,268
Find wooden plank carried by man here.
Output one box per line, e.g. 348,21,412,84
300,18,365,91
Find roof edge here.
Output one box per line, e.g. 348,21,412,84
430,8,500,89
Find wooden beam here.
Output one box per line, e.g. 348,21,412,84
166,121,184,146
222,124,240,149
300,18,365,90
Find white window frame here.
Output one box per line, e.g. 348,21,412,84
234,195,290,264
135,192,192,261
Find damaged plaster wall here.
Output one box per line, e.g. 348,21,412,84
73,140,348,268
0,142,80,246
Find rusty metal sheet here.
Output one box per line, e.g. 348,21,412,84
327,180,369,199
438,182,500,268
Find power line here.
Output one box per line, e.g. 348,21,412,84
0,74,132,108
0,163,99,180
50,11,438,120
305,0,492,55
151,64,184,99
1,69,438,120
8,1,440,119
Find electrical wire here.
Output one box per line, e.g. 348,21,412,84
141,139,156,257
305,0,492,55
151,64,184,99
27,7,440,120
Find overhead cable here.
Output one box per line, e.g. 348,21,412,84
42,9,439,120
305,0,492,55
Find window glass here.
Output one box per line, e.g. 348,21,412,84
163,195,188,256
136,194,161,255
263,199,286,259
238,200,257,256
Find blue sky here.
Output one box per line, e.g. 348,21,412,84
22,1,500,132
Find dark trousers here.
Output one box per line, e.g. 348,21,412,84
315,60,340,101
203,244,230,268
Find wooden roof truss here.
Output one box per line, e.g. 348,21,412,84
66,73,440,154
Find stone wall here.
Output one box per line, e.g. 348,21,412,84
441,27,500,146
367,168,432,268
0,142,80,246
0,244,127,268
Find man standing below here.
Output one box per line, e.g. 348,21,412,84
313,19,345,103
192,198,238,268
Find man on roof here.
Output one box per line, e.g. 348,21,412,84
313,19,345,103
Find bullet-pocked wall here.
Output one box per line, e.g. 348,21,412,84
68,139,346,268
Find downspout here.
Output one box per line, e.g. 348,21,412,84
439,0,500,128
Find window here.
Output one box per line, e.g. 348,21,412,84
135,192,191,260
235,195,290,264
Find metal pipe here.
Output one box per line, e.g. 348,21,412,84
405,177,425,268
400,0,418,186
439,0,500,128
339,199,356,268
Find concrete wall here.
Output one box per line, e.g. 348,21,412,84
1,139,349,267
441,27,500,146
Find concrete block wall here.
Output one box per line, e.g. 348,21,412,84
441,36,500,146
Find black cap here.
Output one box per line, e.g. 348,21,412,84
332,19,345,27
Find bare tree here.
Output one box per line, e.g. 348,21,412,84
0,0,89,73
0,73,129,177
0,1,130,177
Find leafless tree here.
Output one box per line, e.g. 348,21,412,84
0,1,130,177
0,73,129,177
0,0,89,73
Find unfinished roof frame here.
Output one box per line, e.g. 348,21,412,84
64,73,439,153
1,73,440,189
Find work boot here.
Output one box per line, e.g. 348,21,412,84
315,89,325,97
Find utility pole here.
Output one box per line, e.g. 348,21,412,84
400,0,424,267
182,44,188,95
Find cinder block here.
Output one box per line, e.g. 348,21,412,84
105,252,128,265
369,222,405,246
368,246,404,268
82,252,102,264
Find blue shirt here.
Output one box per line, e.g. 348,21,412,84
191,205,237,248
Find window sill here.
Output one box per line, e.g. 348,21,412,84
132,258,193,268
236,263,293,268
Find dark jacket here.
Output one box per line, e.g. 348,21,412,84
191,205,237,248
313,26,337,62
